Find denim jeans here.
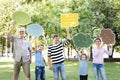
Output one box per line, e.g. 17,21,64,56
53,62,66,80
35,66,45,80
93,63,106,80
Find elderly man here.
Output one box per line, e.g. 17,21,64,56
7,22,32,80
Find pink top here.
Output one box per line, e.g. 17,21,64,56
92,46,112,64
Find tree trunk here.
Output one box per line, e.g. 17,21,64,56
2,37,4,56
109,45,115,58
67,47,70,60
90,46,93,59
5,38,8,57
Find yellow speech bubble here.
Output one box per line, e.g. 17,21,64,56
61,13,78,28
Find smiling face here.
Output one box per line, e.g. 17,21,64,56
53,34,60,44
19,27,25,38
53,36,60,44
95,38,101,47
38,45,44,51
81,54,87,60
19,31,25,38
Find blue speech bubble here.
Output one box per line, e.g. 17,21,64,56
26,24,44,37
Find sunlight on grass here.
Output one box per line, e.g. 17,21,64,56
115,62,120,64
66,63,78,66
0,61,120,80
0,64,13,68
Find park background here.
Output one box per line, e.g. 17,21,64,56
0,0,120,80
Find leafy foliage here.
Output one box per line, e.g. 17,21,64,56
0,0,120,53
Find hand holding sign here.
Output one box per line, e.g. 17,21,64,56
72,32,93,48
26,24,44,37
100,28,115,45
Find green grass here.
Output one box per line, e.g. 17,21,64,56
0,61,120,80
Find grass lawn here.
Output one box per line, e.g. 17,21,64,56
0,61,120,80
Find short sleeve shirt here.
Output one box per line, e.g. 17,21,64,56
10,36,32,62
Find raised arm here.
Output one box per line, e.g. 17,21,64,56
7,21,16,39
66,27,71,40
77,53,81,62
62,28,71,46
104,45,113,56
34,38,37,50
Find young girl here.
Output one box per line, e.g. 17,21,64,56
77,49,89,80
92,38,113,80
35,44,47,80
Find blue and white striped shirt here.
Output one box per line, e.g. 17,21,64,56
48,39,70,64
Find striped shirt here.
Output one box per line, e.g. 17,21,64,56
48,39,70,64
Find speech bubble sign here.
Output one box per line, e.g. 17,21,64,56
61,13,78,28
72,32,93,48
12,11,31,25
100,28,116,45
26,24,44,37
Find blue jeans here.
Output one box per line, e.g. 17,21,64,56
53,62,66,80
35,66,45,80
93,63,106,80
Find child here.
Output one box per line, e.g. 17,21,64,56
77,49,89,80
35,44,47,80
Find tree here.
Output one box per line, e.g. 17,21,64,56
88,0,120,58
0,0,120,59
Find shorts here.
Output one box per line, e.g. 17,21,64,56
14,58,30,78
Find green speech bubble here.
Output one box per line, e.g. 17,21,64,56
72,32,93,48
12,11,31,25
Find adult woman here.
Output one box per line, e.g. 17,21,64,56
92,38,113,80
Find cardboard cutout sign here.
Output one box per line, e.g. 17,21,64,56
72,32,93,48
26,24,44,37
12,11,31,25
61,13,78,28
100,28,116,45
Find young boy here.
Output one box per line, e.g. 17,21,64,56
78,49,89,80
35,44,47,80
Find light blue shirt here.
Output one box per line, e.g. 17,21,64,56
35,50,45,67
78,54,89,75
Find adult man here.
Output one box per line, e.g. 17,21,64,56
47,28,71,80
7,22,32,80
